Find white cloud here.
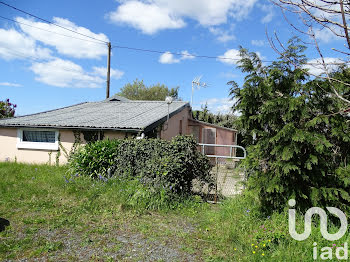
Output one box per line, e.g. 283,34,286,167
200,97,235,114
107,0,257,34
159,50,195,64
218,49,240,65
251,39,265,47
218,49,266,66
209,26,235,43
304,57,344,75
159,52,180,64
107,1,186,34
314,27,341,43
16,17,109,59
0,28,52,61
181,50,195,60
0,82,22,87
92,66,124,79
259,4,275,23
30,58,105,88
256,51,266,61
0,18,121,89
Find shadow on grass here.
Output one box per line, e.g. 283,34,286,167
0,217,10,232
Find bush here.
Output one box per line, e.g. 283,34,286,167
69,136,213,197
0,98,16,119
111,136,213,195
68,139,120,178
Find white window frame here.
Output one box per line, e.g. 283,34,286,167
17,128,59,150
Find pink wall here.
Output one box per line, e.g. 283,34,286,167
160,106,191,140
188,119,237,157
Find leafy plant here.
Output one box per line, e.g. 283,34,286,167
111,136,214,196
230,38,350,213
69,136,213,197
0,98,16,119
68,139,120,178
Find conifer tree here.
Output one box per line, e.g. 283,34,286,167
230,38,350,212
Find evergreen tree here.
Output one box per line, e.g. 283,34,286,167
230,38,350,213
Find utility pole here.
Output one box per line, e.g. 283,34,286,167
106,42,111,99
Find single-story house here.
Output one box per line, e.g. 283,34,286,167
0,95,237,164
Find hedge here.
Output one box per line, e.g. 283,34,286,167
69,136,214,196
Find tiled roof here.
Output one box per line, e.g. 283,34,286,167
0,99,189,132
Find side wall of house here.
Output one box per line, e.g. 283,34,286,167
188,120,237,156
0,128,125,165
160,106,191,141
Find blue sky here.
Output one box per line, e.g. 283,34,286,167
0,0,345,115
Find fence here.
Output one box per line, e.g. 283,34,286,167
198,143,247,202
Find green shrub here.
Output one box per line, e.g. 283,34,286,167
68,139,120,178
69,136,213,196
111,136,214,196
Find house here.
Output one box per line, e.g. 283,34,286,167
0,95,237,164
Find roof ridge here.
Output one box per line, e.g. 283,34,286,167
101,100,188,103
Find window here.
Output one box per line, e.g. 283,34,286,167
179,120,183,135
23,130,56,143
17,129,59,150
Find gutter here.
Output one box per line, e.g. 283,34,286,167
0,124,142,133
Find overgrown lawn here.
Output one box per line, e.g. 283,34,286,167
0,163,348,261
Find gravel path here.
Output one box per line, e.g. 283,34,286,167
4,216,199,261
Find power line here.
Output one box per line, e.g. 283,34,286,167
0,1,348,67
0,15,106,45
111,44,260,62
0,1,108,44
111,44,350,65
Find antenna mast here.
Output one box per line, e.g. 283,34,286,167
191,75,208,106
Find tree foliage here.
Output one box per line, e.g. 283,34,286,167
230,38,350,213
117,79,179,101
192,103,239,130
0,99,16,119
271,0,350,106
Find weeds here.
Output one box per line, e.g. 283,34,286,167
1,162,349,261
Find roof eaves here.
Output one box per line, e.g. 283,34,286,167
0,124,142,133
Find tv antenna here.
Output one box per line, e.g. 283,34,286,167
191,75,208,106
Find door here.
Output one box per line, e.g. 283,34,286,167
202,128,216,155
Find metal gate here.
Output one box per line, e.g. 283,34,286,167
198,143,247,202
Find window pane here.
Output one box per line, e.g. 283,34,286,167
23,130,56,143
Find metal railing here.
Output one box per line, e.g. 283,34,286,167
197,143,247,202
198,143,247,160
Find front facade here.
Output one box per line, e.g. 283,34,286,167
0,128,126,165
0,96,237,164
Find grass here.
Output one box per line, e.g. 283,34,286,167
0,162,349,261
